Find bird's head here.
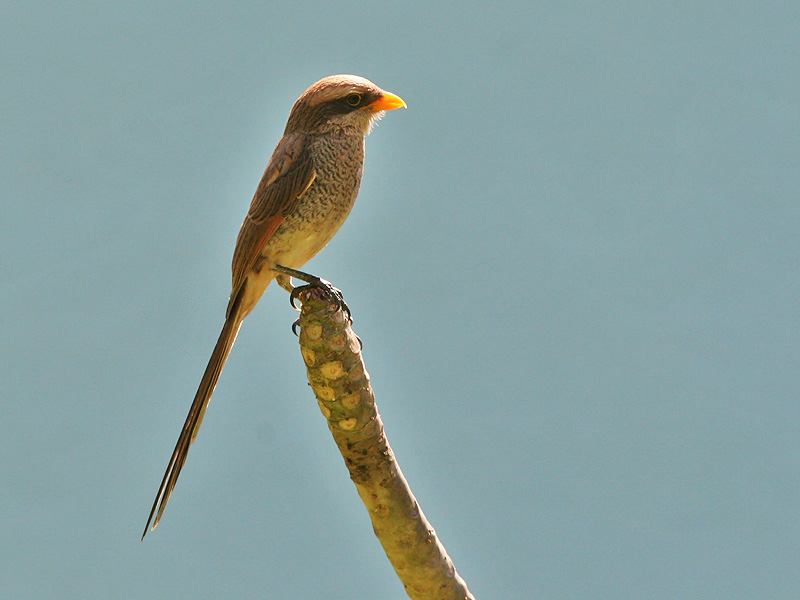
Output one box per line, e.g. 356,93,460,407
285,74,406,136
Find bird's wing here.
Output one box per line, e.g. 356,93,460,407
229,131,316,307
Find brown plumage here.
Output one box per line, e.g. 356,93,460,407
143,75,405,538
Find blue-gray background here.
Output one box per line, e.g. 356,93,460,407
2,2,798,598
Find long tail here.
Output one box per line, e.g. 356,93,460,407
142,291,245,539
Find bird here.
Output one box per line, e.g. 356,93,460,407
142,75,405,539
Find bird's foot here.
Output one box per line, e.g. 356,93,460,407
290,279,351,321
273,264,352,322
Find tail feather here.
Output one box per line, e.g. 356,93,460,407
142,292,245,539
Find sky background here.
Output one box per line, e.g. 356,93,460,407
2,2,799,598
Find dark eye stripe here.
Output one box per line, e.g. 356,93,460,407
317,90,380,117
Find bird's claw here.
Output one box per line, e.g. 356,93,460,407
288,277,352,322
289,287,302,311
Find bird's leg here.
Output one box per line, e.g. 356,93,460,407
276,273,295,294
272,264,351,321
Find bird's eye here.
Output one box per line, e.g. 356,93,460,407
345,93,362,107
